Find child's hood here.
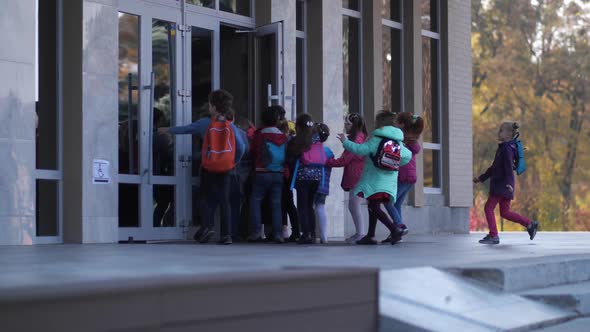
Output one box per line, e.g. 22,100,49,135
373,126,404,141
259,127,288,145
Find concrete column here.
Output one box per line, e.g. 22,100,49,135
403,0,425,207
306,0,347,239
0,0,36,244
444,0,473,208
63,0,118,243
361,0,383,130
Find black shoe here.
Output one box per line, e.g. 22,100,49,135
381,235,391,244
478,234,500,244
390,229,403,245
288,233,300,242
198,228,215,243
356,235,378,245
218,235,232,245
527,221,539,240
193,226,205,241
297,234,314,244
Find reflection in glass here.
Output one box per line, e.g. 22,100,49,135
296,0,304,31
382,0,402,22
343,16,360,114
220,0,250,16
256,33,277,122
296,37,304,116
36,179,59,236
382,26,402,113
191,27,213,177
119,184,140,227
422,36,439,143
186,0,214,9
421,0,438,32
118,13,140,174
152,19,176,176
153,185,175,227
342,0,360,11
423,149,441,188
220,25,252,123
36,0,58,170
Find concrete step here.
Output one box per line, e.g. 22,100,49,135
446,255,590,292
0,267,378,332
520,281,590,315
532,317,590,332
379,267,575,332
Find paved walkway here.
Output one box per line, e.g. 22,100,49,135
1,232,589,293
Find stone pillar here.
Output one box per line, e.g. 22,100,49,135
403,0,425,207
305,0,347,239
0,0,36,244
361,0,382,131
62,0,118,243
444,0,473,208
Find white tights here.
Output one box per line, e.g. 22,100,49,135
348,191,365,236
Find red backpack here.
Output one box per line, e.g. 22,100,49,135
371,136,401,171
201,116,236,173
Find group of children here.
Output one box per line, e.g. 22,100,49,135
164,89,540,245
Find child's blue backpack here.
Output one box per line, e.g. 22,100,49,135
513,133,526,175
260,139,286,172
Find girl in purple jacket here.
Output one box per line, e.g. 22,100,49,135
326,113,368,243
381,112,424,243
473,122,539,244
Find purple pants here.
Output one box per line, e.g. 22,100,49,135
484,195,531,237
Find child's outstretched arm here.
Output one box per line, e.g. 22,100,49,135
475,165,493,183
342,137,378,157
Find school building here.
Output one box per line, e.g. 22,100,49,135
0,0,472,245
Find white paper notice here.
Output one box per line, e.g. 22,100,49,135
93,159,110,184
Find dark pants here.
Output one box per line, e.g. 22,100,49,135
296,180,319,237
250,172,284,238
367,196,396,237
200,169,231,237
282,182,300,235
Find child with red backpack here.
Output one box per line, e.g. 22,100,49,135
336,111,412,245
162,89,246,244
287,114,326,244
247,106,289,243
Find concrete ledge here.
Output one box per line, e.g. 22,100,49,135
521,281,590,315
447,255,590,291
0,267,378,332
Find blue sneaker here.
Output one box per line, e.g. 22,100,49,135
478,234,500,244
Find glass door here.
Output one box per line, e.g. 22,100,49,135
118,2,185,241
254,21,284,120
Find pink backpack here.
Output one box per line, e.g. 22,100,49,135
301,142,327,165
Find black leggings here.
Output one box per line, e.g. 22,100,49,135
366,198,396,237
282,183,300,234
296,180,319,237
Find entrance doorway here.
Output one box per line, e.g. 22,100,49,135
117,0,283,241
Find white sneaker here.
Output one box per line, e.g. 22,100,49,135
282,225,290,239
345,234,362,243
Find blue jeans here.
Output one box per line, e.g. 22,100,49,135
249,172,284,237
385,182,414,226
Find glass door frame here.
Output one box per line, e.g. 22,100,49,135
118,0,185,241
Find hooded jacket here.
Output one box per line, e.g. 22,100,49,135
326,132,367,191
478,141,517,200
251,127,289,172
397,141,421,184
343,126,412,200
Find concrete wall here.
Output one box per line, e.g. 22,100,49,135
0,0,36,244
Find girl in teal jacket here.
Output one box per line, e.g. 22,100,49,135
337,111,412,245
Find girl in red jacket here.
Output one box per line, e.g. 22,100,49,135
326,113,368,243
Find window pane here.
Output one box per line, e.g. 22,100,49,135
421,0,438,32
382,26,402,113
220,0,250,16
382,0,401,22
152,19,176,176
422,37,439,143
296,37,304,116
153,185,175,227
119,184,139,227
36,0,58,170
423,149,441,188
343,0,360,11
118,13,140,174
296,0,304,31
191,27,213,177
186,0,214,9
36,179,59,236
220,25,252,123
343,16,360,115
